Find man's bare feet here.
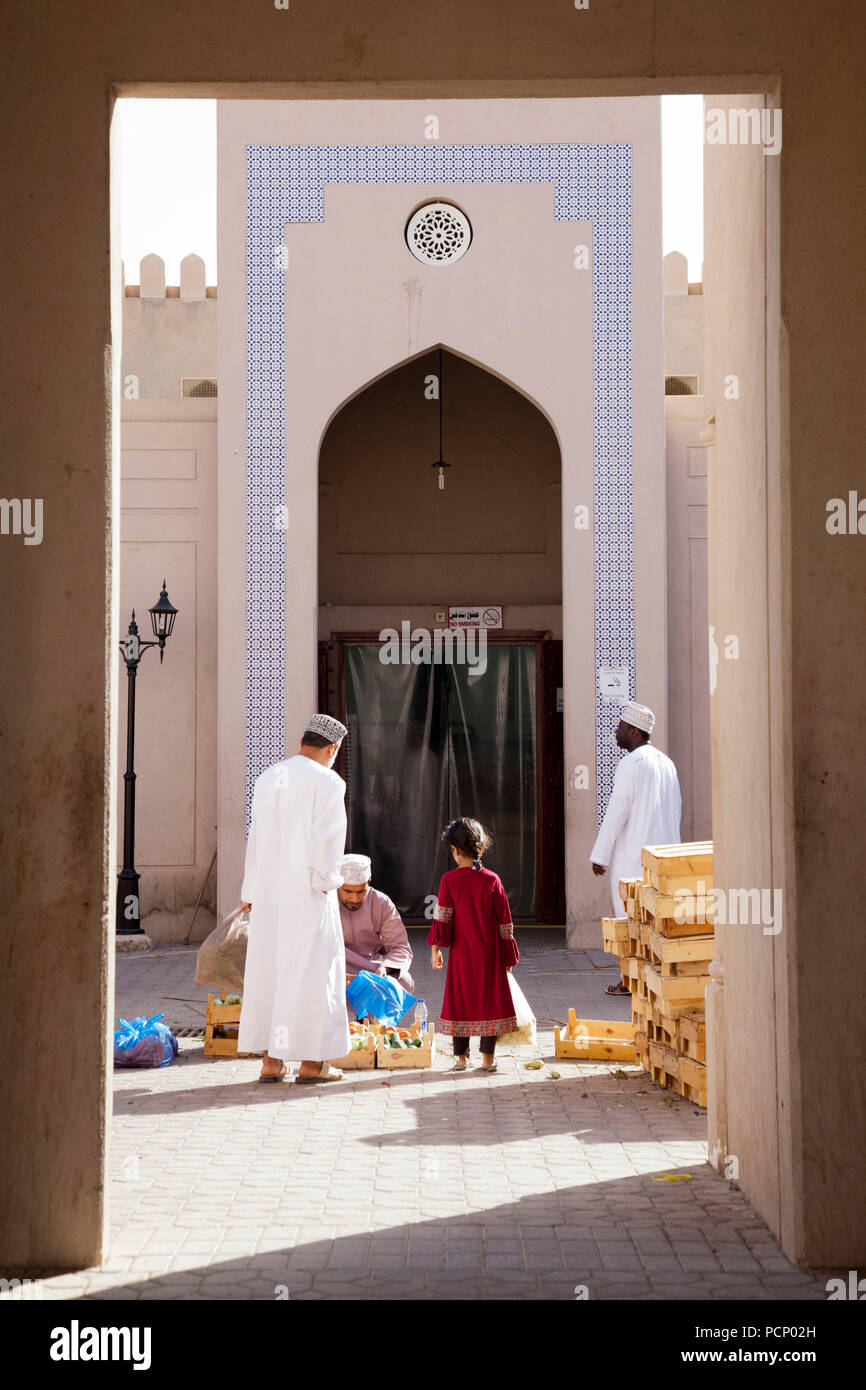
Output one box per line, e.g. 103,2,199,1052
259,1051,286,1079
481,1056,496,1069
297,1059,342,1079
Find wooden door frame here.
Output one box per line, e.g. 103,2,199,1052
319,629,564,923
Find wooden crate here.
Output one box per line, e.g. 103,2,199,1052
555,1010,636,1062
204,991,257,1058
677,1009,707,1063
647,928,714,977
641,841,713,890
641,884,715,936
646,1008,677,1049
376,1023,435,1069
642,962,709,1018
330,1029,377,1070
602,916,630,955
618,877,642,912
634,882,649,923
622,954,641,984
632,963,652,1005
649,1040,680,1089
678,1054,708,1107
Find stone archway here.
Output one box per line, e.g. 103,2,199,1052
317,346,566,923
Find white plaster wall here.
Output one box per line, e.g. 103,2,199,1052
217,98,664,943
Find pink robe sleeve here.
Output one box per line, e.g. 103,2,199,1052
426,874,454,947
374,894,414,971
493,876,519,968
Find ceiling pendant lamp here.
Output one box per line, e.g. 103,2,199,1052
431,347,451,491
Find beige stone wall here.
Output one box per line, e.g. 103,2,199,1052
118,397,218,943
701,90,865,1265
121,296,217,400
703,91,785,1250
216,97,666,948
665,393,711,842
2,0,864,1273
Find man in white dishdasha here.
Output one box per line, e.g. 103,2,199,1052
238,714,351,1083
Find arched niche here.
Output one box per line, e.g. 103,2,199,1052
318,346,562,607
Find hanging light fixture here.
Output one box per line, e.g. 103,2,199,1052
431,346,451,491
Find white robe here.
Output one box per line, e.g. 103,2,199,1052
237,755,351,1063
590,743,683,917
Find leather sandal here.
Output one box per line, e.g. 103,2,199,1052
258,1062,287,1083
295,1062,344,1084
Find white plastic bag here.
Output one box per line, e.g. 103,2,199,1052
195,906,249,993
498,973,537,1047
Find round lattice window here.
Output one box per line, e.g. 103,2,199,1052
405,202,472,266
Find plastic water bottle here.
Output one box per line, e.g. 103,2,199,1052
415,1000,428,1033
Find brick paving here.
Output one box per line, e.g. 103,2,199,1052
7,932,839,1301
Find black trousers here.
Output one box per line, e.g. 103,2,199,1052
453,1034,496,1056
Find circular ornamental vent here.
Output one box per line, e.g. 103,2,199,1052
405,202,472,266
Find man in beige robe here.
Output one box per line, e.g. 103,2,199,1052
338,853,415,993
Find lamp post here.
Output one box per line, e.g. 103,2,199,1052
116,581,179,936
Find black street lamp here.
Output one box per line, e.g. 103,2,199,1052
116,581,179,936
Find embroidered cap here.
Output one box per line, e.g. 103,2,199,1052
339,853,372,884
305,713,348,744
618,700,655,734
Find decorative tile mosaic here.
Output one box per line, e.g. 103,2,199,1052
245,142,634,829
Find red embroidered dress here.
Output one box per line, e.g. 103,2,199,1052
427,866,520,1036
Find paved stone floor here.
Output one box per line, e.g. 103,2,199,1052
10,933,839,1301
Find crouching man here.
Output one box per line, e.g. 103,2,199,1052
338,854,415,993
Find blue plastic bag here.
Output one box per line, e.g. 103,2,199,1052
114,1013,179,1069
346,971,420,1026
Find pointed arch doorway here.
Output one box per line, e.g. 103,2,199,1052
318,347,565,924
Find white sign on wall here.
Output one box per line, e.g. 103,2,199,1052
598,666,630,703
449,606,503,629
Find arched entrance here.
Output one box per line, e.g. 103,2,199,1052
317,347,565,923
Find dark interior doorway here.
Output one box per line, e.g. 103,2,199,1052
317,345,565,923
320,632,564,922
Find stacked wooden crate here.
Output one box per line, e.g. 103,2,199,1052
606,840,714,1107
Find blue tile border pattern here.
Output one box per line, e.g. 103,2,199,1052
245,141,634,830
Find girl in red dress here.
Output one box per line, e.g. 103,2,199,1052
428,818,519,1073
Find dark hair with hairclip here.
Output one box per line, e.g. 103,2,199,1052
441,817,493,869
